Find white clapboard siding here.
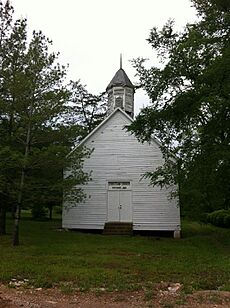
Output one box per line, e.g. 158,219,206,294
62,108,180,232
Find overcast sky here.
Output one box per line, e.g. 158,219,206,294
11,0,197,114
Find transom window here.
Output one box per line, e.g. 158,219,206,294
108,181,131,190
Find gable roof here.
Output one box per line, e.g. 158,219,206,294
68,108,133,157
106,68,135,91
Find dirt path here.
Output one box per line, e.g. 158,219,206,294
0,284,230,308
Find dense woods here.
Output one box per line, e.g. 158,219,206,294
129,0,230,219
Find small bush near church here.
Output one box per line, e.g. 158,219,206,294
207,209,230,228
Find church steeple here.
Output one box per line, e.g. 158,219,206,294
106,57,135,118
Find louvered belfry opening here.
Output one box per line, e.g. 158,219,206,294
106,66,135,118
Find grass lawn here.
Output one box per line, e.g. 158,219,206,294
0,214,230,292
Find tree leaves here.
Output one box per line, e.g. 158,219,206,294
129,0,230,217
0,0,94,240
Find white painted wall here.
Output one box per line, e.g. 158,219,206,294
62,109,180,232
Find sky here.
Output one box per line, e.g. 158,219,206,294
11,0,197,114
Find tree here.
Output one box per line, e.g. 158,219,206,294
68,81,106,139
22,125,90,221
129,0,230,218
0,0,26,234
0,0,90,244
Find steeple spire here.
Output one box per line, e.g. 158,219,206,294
106,58,135,118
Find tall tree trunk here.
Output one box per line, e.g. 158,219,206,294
12,169,25,245
12,118,31,246
177,159,182,207
0,205,6,235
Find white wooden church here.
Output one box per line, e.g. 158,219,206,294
62,63,181,238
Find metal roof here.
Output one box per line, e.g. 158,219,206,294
106,68,135,91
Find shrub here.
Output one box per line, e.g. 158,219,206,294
31,205,48,220
207,209,230,228
224,214,230,228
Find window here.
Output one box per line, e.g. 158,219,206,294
108,181,131,190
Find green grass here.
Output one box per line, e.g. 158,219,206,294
0,215,230,292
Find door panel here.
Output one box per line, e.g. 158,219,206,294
108,191,119,221
120,191,132,222
108,190,132,222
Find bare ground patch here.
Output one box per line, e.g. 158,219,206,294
0,283,230,308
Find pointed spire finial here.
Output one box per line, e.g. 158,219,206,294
120,53,122,69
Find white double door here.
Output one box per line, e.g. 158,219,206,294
108,189,132,222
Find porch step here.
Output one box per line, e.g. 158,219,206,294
103,222,133,235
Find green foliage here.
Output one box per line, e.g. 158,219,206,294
63,146,92,206
0,0,98,239
129,0,230,217
68,81,107,139
207,209,230,228
31,205,48,221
